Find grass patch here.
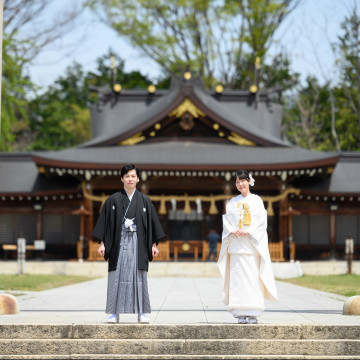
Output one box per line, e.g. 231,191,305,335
279,274,360,297
0,274,95,292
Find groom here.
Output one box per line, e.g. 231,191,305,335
93,164,166,323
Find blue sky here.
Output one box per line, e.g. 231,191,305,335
24,0,354,90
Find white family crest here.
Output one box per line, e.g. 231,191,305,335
124,218,135,231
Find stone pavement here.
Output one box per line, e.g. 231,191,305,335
1,275,360,325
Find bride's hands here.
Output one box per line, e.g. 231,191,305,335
232,230,249,237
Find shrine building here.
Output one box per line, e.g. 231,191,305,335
1,72,360,261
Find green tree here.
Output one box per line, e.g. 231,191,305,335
1,0,83,151
86,49,154,90
252,52,299,103
87,0,300,89
283,6,360,152
4,0,83,63
29,51,155,150
333,7,360,150
1,35,34,150
281,77,333,150
29,63,91,150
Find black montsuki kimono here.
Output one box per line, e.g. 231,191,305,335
92,189,166,272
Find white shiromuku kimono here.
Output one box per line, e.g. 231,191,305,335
217,193,278,318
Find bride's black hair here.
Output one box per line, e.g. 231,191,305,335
235,170,250,181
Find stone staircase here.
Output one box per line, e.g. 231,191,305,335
0,324,360,359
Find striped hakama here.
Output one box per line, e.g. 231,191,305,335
106,226,151,315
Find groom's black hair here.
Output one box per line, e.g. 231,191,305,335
121,164,140,178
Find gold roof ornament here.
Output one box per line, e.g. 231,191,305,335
169,98,205,118
148,84,156,94
113,83,122,93
119,132,145,146
184,71,192,80
249,85,258,93
215,84,224,94
228,132,256,146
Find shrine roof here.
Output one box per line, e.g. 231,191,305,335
32,141,339,170
0,153,79,195
82,76,287,148
329,162,360,193
297,153,360,194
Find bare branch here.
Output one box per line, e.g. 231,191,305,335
4,0,84,63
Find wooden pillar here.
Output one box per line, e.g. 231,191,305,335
279,193,288,241
36,211,43,240
278,181,293,261
174,246,178,261
330,211,336,259
84,182,93,258
288,213,294,261
79,210,85,262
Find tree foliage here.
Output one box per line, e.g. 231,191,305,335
29,50,154,150
87,0,300,88
1,34,34,150
4,0,82,63
282,77,332,150
282,5,360,152
333,7,360,150
4,0,360,153
1,0,83,150
86,50,154,90
29,63,91,150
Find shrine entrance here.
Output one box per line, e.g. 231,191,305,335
168,213,203,260
82,186,300,262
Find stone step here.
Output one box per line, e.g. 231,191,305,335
1,324,360,340
0,339,360,357
0,356,360,360
1,324,359,359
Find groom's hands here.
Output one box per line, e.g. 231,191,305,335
98,241,105,256
152,243,159,257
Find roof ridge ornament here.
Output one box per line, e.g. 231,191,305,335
118,132,145,146
168,98,205,118
228,132,256,146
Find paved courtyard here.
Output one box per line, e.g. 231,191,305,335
1,276,360,325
